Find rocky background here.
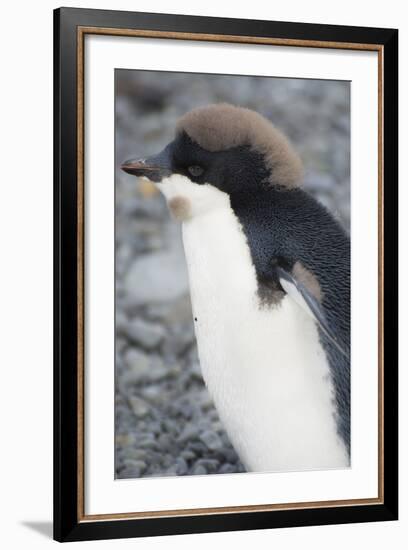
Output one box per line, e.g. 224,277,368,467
115,70,350,479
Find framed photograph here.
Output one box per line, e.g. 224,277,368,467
53,7,398,542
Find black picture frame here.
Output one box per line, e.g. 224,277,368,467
54,7,398,542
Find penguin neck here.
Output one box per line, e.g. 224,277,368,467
181,203,349,473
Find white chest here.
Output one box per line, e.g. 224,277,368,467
181,203,348,472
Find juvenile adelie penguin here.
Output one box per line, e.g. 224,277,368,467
122,103,350,473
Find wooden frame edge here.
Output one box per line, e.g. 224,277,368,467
78,26,383,51
79,497,383,523
377,45,385,503
75,25,386,524
77,24,85,522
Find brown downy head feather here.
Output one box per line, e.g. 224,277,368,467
176,103,303,188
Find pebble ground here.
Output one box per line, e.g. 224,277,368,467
115,71,350,479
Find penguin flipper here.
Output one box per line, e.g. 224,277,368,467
276,266,349,359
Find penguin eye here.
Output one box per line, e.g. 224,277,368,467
187,165,204,178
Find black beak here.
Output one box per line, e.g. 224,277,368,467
121,146,173,182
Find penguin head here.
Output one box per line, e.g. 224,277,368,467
121,103,303,221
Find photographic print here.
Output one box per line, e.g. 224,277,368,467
54,8,397,541
116,70,350,479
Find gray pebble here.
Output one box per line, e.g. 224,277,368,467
124,251,189,305
116,432,136,447
211,421,224,433
191,464,207,476
199,430,224,451
141,385,162,400
195,458,219,473
115,311,129,335
120,467,142,478
219,448,240,464
179,403,194,419
122,459,147,474
122,448,148,461
146,294,193,325
138,440,159,450
187,441,207,456
167,325,196,356
166,364,182,378
149,421,163,435
177,423,199,443
197,389,214,410
190,362,204,381
174,457,188,475
128,395,149,417
157,433,173,451
145,357,168,382
145,453,161,467
180,449,196,461
218,463,238,474
123,348,150,382
125,318,165,349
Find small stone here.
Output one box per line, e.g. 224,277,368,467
124,250,189,305
115,337,128,357
115,311,129,335
195,458,219,473
197,389,213,410
126,318,165,349
141,385,162,400
146,453,162,467
146,357,168,382
123,448,148,461
191,464,207,475
123,349,150,381
166,364,182,378
162,418,178,433
146,294,193,325
157,433,173,451
169,325,196,356
199,430,224,451
115,433,136,446
122,459,147,474
180,450,196,461
172,398,194,419
136,421,147,431
138,438,159,450
149,421,163,435
128,395,149,417
136,431,155,441
119,467,142,479
218,463,237,474
187,441,207,456
190,362,204,381
208,409,221,421
211,420,224,433
174,457,188,475
177,423,199,443
218,448,240,464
